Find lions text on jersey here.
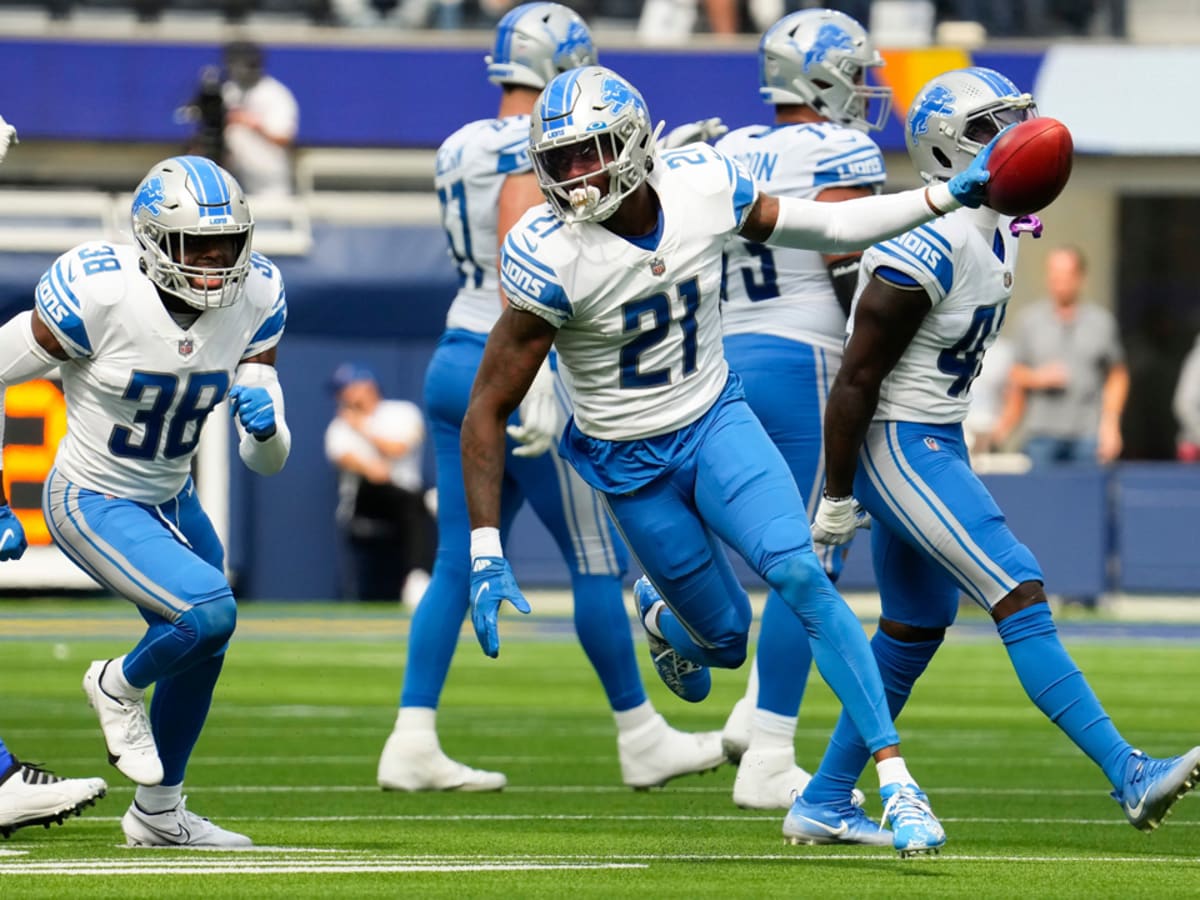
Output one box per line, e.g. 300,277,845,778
500,143,757,441
855,207,1017,424
718,121,884,352
435,115,532,334
35,242,286,505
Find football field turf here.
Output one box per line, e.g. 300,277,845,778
1,599,1198,897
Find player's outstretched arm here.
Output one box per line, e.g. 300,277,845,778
815,277,931,545
741,129,1001,253
461,306,556,657
230,347,291,476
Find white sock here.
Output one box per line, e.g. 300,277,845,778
742,657,760,707
876,756,915,789
101,655,139,698
135,783,183,814
750,710,797,750
613,700,656,733
395,706,436,732
643,600,666,639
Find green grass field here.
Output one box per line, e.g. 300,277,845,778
1,599,1198,897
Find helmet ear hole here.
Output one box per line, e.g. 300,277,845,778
932,147,953,169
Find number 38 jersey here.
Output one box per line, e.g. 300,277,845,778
435,115,532,334
35,241,286,504
717,122,884,352
501,144,757,441
853,206,1018,424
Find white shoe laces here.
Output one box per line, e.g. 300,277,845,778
882,786,936,829
120,698,155,750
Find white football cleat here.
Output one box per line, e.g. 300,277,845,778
122,797,252,848
619,714,728,790
721,696,753,764
82,660,163,786
734,746,867,810
0,760,107,838
377,728,505,792
733,746,813,809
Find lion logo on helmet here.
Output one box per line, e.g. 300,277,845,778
801,24,854,73
908,85,956,139
132,176,166,218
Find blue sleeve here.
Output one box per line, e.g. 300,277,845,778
723,155,757,230
875,266,921,287
35,258,92,358
495,137,531,176
500,233,570,326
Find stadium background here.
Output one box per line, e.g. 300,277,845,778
1,12,1199,602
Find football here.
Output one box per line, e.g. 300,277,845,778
983,117,1074,216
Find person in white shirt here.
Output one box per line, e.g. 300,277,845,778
324,364,434,603
222,41,299,197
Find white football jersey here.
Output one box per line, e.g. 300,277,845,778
500,144,757,441
36,241,286,504
718,122,884,352
854,207,1018,424
435,115,532,333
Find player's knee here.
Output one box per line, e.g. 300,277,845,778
878,617,947,644
764,551,830,613
706,630,748,669
183,592,237,655
991,580,1047,623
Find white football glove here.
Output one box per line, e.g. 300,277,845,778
658,117,728,151
506,356,560,459
0,114,17,165
811,494,871,546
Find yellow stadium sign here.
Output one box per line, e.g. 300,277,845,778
2,380,67,545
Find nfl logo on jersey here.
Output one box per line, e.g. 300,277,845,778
649,257,666,277
178,338,195,358
924,436,940,452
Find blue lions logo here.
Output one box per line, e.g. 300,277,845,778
132,175,165,218
554,21,593,67
600,76,640,117
801,24,854,73
908,85,956,138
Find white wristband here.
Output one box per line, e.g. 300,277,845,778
471,527,503,560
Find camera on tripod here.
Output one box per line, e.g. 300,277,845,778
176,65,226,162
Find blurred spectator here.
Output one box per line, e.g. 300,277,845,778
324,364,435,604
1173,333,1200,461
963,333,1015,455
221,41,299,196
994,246,1128,465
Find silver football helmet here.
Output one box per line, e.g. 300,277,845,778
486,2,597,89
131,156,254,310
906,67,1037,184
758,8,891,132
530,66,660,224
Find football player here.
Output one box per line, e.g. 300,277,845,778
0,155,290,847
376,2,726,794
716,8,891,811
462,65,1004,856
0,118,109,840
802,68,1200,840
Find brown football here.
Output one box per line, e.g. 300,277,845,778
984,117,1074,216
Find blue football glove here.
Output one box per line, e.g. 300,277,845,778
470,556,531,659
228,385,277,439
0,505,28,561
946,123,1017,209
